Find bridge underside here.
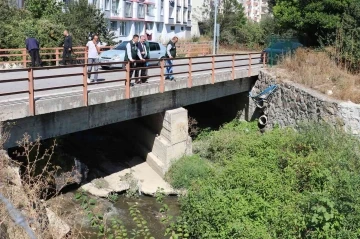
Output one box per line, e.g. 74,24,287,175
2,69,259,148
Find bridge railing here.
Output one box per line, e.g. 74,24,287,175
0,42,211,67
0,53,265,116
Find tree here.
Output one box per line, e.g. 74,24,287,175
273,0,355,44
59,0,115,46
25,0,63,19
200,0,247,44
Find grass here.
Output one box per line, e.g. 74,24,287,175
275,48,360,103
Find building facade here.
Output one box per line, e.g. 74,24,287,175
238,0,269,22
89,0,192,43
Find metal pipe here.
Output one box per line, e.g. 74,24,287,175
213,0,218,55
259,115,268,126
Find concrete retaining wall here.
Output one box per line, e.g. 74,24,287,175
252,70,360,135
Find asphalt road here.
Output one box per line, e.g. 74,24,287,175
0,55,261,102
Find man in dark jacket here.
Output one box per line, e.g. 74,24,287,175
137,35,149,83
165,36,178,81
124,34,139,86
62,30,72,65
25,36,42,67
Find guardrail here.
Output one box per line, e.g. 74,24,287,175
0,42,211,67
0,53,265,117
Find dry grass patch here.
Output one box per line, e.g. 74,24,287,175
275,49,360,103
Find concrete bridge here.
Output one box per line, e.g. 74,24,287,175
0,53,263,175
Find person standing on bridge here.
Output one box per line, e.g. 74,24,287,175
124,34,139,86
86,35,101,83
165,36,178,81
62,30,73,65
137,35,149,83
25,36,42,67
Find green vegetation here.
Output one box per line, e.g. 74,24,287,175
165,155,213,189
0,0,114,50
167,121,360,238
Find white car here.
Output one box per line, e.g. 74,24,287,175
99,41,166,69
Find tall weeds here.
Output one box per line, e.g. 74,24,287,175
0,131,73,239
278,49,360,103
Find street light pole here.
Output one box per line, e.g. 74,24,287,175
213,0,218,55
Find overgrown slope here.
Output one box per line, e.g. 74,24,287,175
167,121,360,238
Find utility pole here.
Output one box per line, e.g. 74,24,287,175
213,0,218,55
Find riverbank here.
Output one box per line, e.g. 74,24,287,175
166,121,360,238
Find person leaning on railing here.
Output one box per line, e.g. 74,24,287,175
25,36,42,67
137,35,149,84
165,36,178,81
124,34,139,86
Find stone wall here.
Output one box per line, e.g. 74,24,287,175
252,70,360,135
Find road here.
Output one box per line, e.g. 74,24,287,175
0,55,261,102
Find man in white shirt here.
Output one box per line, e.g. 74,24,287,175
165,36,178,81
86,35,101,83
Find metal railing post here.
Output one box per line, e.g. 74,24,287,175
232,54,235,80
125,62,130,99
55,48,59,66
188,57,192,88
28,68,35,116
22,49,27,68
248,53,252,77
83,63,88,106
211,55,215,84
160,59,165,93
263,52,266,68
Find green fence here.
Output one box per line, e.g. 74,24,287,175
266,36,300,67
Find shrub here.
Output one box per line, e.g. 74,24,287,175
166,155,213,189
175,121,360,238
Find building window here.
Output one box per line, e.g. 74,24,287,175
111,0,119,15
181,26,184,30
183,10,187,22
105,0,110,10
134,22,143,34
188,11,191,20
138,4,145,18
157,23,163,33
125,2,132,18
176,9,181,22
110,21,117,31
119,21,126,36
170,26,175,31
147,4,155,17
161,0,164,16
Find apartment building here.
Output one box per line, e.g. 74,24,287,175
89,0,192,43
238,0,269,22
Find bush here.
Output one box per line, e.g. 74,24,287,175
175,121,360,238
166,155,213,189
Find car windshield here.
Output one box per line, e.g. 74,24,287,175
115,41,128,50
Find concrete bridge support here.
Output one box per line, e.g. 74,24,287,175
146,108,192,177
